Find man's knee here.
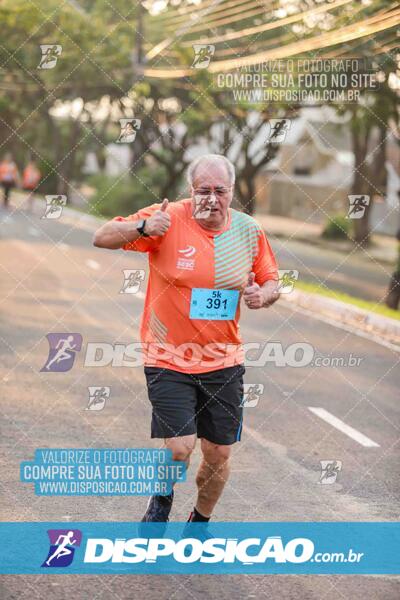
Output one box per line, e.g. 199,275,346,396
201,439,232,465
166,435,196,462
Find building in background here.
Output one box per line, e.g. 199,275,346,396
257,107,399,236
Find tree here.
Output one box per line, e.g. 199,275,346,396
346,63,399,246
0,0,134,194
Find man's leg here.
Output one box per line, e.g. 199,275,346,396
142,366,198,522
2,184,8,208
165,434,196,468
189,364,245,521
194,438,232,518
141,434,196,523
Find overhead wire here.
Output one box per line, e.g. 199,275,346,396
143,6,400,77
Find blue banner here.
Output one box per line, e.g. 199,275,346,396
20,448,186,496
0,522,399,574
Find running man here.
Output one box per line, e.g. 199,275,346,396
93,154,280,523
45,531,77,566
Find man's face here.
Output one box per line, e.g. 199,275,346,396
191,162,233,229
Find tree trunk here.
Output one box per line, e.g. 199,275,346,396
385,271,400,310
237,172,256,214
351,123,371,246
56,119,82,197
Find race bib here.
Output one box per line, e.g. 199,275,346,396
190,288,239,320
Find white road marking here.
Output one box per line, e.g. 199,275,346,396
85,259,100,270
308,407,380,447
28,227,40,237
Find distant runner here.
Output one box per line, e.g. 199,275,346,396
0,153,19,208
93,154,280,524
22,158,41,212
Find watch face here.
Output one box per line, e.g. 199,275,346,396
136,219,144,231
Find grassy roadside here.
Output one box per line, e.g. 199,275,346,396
294,281,400,322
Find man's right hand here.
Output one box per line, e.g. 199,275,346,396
144,198,171,236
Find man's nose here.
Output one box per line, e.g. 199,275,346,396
208,193,217,205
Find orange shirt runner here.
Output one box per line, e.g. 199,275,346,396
115,198,278,373
22,164,41,190
0,161,18,183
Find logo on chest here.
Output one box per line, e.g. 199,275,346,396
177,245,196,270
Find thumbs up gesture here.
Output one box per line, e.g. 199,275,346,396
243,272,264,309
144,198,171,236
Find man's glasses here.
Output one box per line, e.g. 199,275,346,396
192,185,233,198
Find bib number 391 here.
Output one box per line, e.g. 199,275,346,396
190,288,239,320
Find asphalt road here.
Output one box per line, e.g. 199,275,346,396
274,237,392,303
0,205,399,599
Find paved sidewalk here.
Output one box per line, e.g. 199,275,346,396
257,213,397,265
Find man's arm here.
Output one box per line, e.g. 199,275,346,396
93,218,143,250
93,199,170,250
261,279,280,308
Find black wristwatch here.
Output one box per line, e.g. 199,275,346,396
136,219,149,237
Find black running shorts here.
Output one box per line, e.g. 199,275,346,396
144,364,245,445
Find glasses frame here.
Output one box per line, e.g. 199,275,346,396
191,185,233,198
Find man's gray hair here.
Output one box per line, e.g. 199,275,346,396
186,154,235,186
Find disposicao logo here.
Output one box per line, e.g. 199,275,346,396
41,333,82,372
42,529,82,567
83,535,314,564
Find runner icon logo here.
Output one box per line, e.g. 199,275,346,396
119,269,145,294
41,333,82,372
347,195,370,219
192,44,215,69
38,45,62,69
278,270,299,294
86,386,110,411
319,460,342,485
116,119,141,144
266,119,292,144
42,529,82,567
43,195,67,219
241,383,264,407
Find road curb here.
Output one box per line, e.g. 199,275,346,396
282,289,400,346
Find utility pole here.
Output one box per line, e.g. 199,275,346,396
130,1,146,170
132,1,145,82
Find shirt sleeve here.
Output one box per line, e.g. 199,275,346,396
252,229,279,285
113,203,164,253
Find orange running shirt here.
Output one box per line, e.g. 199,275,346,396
22,164,41,189
0,161,18,183
115,198,278,373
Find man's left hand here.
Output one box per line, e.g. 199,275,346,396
243,272,264,309
243,272,280,309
